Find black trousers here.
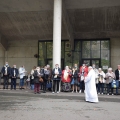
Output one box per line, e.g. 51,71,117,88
3,75,9,89
43,80,47,92
53,80,60,92
11,78,17,90
106,83,113,94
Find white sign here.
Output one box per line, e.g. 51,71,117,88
103,66,108,70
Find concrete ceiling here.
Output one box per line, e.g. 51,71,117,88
0,0,120,41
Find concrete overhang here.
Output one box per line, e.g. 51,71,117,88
0,0,120,43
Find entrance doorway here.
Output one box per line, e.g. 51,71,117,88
82,59,100,68
46,59,64,70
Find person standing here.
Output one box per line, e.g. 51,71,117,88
30,66,36,90
97,68,105,94
62,66,71,83
105,68,115,95
33,67,41,94
84,66,99,103
52,64,62,94
26,72,31,89
71,67,78,93
79,64,88,93
10,65,19,90
92,64,99,92
115,65,120,95
43,66,50,93
1,62,11,89
19,66,27,90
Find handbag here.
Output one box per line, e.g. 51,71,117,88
39,77,43,82
111,80,119,88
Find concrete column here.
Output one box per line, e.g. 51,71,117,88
53,0,62,68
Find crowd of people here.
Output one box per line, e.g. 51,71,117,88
0,62,120,99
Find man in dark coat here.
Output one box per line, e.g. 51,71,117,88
10,65,19,90
1,62,11,89
52,64,62,93
115,65,120,95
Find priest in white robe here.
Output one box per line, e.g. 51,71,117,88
84,66,99,103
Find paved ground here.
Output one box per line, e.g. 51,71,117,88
0,89,120,120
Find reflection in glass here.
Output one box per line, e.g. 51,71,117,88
101,41,109,66
65,41,70,51
75,41,80,51
47,42,53,58
65,52,72,67
73,51,80,66
91,41,100,58
82,41,90,58
61,41,64,58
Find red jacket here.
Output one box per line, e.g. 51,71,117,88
79,66,88,77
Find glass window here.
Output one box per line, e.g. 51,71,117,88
72,51,80,66
39,42,46,60
65,52,72,67
75,41,80,51
91,41,100,58
61,41,64,58
47,42,53,58
101,41,110,66
65,41,70,51
82,41,90,58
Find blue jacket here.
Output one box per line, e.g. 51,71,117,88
52,68,62,81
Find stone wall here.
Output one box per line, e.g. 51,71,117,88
6,40,38,73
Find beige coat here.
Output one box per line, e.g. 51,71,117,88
105,72,115,84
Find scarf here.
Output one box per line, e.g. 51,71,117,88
64,70,68,80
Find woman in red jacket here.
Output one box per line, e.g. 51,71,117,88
79,64,88,93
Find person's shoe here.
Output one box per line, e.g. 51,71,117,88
72,91,74,93
43,91,46,93
79,90,81,93
76,91,78,93
37,92,41,94
3,87,5,89
101,93,103,95
57,91,59,94
98,92,100,94
112,94,114,95
107,93,109,95
34,92,36,94
52,92,55,94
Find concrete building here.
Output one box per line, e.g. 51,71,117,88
0,0,120,72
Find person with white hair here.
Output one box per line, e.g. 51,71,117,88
97,68,105,94
52,64,62,93
62,66,71,83
84,66,99,103
105,68,115,95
